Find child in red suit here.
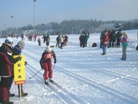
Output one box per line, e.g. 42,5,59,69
40,46,56,84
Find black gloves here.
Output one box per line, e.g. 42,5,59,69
54,60,56,64
16,56,22,61
15,56,22,63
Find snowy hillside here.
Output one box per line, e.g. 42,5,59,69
0,29,138,104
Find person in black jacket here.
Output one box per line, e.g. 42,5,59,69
46,35,50,46
56,35,61,48
10,40,28,98
116,29,123,47
0,37,21,104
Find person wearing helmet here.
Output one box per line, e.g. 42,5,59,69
39,46,57,84
0,37,21,104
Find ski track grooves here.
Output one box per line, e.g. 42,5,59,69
26,64,74,104
23,49,138,86
26,59,85,104
55,66,138,104
23,45,138,104
72,61,138,85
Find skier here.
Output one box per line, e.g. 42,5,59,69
39,46,57,84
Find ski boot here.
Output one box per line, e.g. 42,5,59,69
45,80,49,85
9,92,15,97
18,91,28,97
49,79,54,83
0,98,2,103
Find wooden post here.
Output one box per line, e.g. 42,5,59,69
19,84,21,99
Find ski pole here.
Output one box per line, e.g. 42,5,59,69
29,69,42,79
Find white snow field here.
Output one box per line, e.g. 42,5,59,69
0,29,138,104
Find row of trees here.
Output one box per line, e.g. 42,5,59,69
0,19,138,37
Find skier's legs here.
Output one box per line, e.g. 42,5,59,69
43,63,49,80
48,62,52,79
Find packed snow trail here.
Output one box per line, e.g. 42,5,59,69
2,30,137,104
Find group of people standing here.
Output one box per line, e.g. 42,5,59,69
0,37,28,104
56,35,68,49
100,29,128,60
42,34,69,49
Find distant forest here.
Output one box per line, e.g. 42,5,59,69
0,19,138,37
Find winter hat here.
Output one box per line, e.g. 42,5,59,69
17,40,25,48
46,46,52,52
5,37,13,44
123,32,127,36
82,31,86,35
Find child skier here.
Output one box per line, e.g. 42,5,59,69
39,46,56,84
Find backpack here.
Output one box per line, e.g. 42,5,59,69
92,43,97,47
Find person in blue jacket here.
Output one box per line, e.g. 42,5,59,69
9,40,28,98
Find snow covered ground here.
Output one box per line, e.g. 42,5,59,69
0,29,138,104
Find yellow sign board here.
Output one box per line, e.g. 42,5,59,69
13,55,26,85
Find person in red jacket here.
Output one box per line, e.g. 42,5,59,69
0,37,21,104
101,31,109,55
40,46,56,84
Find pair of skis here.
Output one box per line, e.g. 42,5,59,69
45,80,54,85
45,80,60,89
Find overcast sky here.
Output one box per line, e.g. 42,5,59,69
0,0,138,31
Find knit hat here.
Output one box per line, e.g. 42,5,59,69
5,37,13,44
17,40,25,48
46,46,52,52
123,32,127,36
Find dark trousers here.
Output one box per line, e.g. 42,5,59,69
117,39,121,47
0,77,13,101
